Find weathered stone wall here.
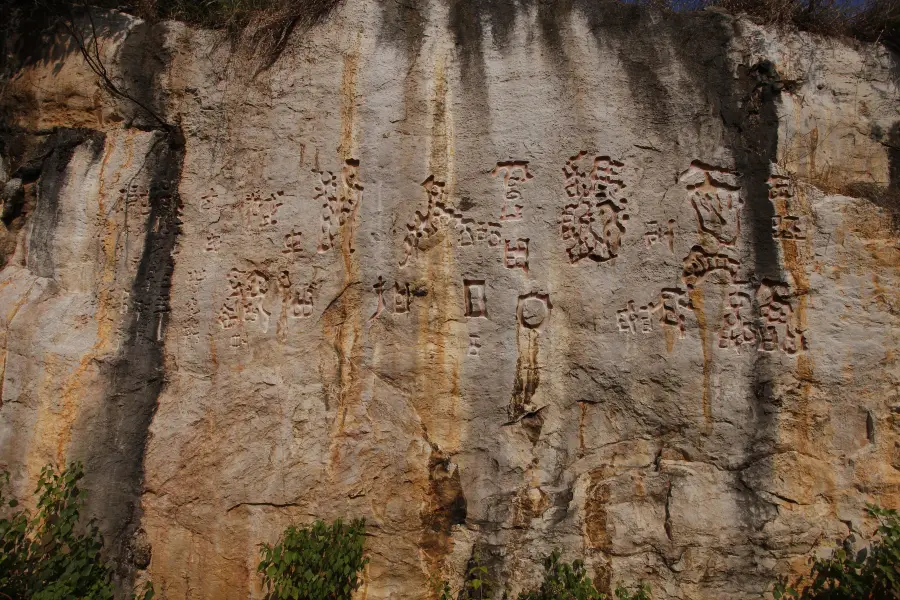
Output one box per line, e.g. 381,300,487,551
0,2,898,598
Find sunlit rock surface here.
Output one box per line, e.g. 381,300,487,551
0,2,898,598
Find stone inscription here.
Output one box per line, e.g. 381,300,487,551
400,177,501,267
644,219,675,252
465,280,488,318
368,276,419,321
682,245,740,288
681,161,743,246
468,334,482,357
768,175,807,240
559,152,630,264
183,268,206,344
717,281,807,354
217,267,315,338
504,239,529,272
316,158,363,254
199,154,808,358
517,292,551,330
492,160,534,222
617,288,691,338
240,190,284,230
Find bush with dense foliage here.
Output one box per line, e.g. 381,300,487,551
0,462,153,600
257,518,368,600
772,505,900,600
517,550,651,600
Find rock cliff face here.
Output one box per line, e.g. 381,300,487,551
1,2,898,598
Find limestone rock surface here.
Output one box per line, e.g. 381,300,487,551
0,2,898,599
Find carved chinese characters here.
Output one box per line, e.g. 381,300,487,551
400,177,501,267
467,334,482,356
768,175,807,240
644,219,675,252
682,245,740,288
465,280,488,318
217,267,315,340
615,160,808,357
492,160,534,222
517,292,551,330
240,190,284,230
756,281,807,354
681,161,743,246
716,282,807,354
718,290,757,349
183,268,206,344
558,152,630,264
367,276,420,321
617,289,690,338
369,276,387,321
504,239,529,272
316,158,363,254
283,228,303,256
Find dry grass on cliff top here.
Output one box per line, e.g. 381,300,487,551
141,0,900,53
644,0,898,50
1,0,897,71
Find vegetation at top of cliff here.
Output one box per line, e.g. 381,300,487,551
257,518,369,600
0,0,897,71
771,504,900,600
517,550,652,600
686,0,898,51
0,0,345,79
0,462,153,600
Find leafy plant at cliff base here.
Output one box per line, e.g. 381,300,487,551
0,462,154,600
257,518,368,600
517,550,652,600
462,551,497,600
428,573,454,600
772,505,900,600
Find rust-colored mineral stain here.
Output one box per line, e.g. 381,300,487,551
429,58,449,182
415,232,460,451
584,472,610,551
337,47,361,273
338,49,359,161
689,288,712,424
777,185,816,453
510,329,540,420
415,59,462,589
42,134,127,468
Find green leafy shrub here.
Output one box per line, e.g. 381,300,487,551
517,550,652,600
772,505,900,600
258,518,368,600
461,551,496,600
517,550,603,600
0,462,153,600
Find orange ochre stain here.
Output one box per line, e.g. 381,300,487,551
416,56,460,593
25,133,142,479
780,184,815,453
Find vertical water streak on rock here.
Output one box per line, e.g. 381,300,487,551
75,128,184,591
21,129,107,488
339,46,362,273
415,52,463,589
325,42,365,477
510,328,539,422
27,129,106,279
339,47,360,162
55,131,136,466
